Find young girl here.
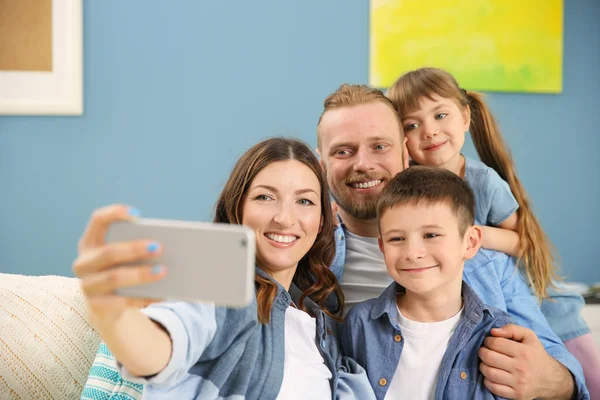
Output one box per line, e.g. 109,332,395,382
387,67,599,395
76,138,375,400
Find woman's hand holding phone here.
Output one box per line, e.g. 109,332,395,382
72,204,173,377
72,204,167,325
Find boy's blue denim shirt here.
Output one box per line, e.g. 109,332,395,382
100,267,376,400
332,224,590,399
341,281,512,399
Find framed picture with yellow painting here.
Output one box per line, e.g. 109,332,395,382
369,0,563,94
0,0,83,115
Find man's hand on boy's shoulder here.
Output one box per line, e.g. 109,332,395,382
478,324,575,400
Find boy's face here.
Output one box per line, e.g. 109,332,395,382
378,201,481,296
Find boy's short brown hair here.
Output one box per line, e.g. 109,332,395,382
377,166,475,236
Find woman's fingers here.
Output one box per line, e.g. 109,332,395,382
78,204,140,251
73,239,162,277
81,264,167,297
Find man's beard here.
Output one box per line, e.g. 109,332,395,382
327,170,391,220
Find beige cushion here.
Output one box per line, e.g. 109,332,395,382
0,273,100,399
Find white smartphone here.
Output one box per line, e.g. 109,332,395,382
106,218,256,307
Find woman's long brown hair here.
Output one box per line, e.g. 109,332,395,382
214,137,344,323
387,68,561,301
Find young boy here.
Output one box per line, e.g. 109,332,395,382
341,166,513,400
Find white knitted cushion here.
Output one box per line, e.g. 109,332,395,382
0,273,100,399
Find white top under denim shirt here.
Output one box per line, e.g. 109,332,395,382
277,306,332,399
116,267,375,400
384,306,464,400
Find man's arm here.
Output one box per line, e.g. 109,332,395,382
479,256,588,399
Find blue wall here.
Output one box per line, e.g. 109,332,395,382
1,1,599,283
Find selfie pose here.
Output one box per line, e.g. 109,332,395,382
76,138,375,399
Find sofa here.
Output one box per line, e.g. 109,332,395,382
0,273,100,399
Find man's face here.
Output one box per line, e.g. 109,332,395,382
318,102,405,220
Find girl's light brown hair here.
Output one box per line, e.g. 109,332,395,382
214,137,344,323
387,67,560,300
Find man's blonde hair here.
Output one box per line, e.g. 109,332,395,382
316,84,403,150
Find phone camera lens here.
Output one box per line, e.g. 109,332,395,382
240,238,247,247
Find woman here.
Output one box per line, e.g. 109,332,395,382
76,137,374,399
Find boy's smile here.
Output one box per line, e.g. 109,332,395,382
399,265,438,273
378,201,475,297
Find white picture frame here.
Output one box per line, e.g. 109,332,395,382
0,0,83,115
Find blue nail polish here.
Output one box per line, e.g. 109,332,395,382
151,265,163,275
128,207,141,218
147,242,159,252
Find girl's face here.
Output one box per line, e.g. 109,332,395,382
242,160,323,286
401,95,470,170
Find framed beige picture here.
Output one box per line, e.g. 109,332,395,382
0,0,83,115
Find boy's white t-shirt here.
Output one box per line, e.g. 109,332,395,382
276,306,332,399
384,305,464,400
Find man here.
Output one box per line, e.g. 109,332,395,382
316,83,588,399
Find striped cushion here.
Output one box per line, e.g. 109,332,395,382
81,343,144,400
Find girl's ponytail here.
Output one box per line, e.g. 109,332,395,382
467,91,561,300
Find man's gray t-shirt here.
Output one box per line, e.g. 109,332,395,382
339,230,391,315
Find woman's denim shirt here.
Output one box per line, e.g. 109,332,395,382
112,268,375,400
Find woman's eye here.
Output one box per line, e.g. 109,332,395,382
424,233,439,239
435,113,448,120
255,194,273,201
405,123,419,131
297,199,315,206
389,237,404,242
